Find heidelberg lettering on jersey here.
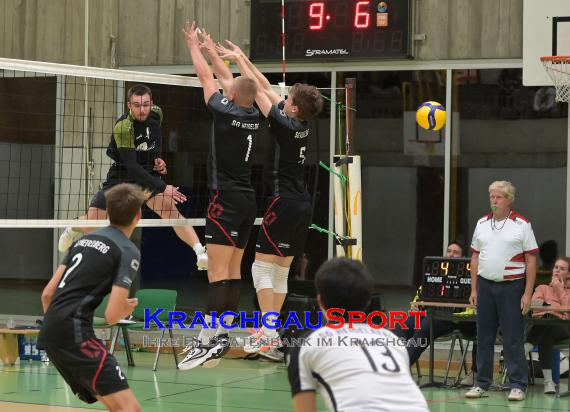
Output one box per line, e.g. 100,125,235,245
74,238,110,254
231,119,259,130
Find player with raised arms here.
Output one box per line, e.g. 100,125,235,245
177,22,260,370
216,40,323,359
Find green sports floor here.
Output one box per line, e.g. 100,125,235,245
1,351,569,412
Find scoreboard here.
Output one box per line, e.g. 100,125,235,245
420,257,472,303
250,0,412,61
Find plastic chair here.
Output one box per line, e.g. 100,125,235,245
93,294,111,328
110,289,179,371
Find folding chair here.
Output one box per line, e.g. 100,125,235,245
110,289,179,371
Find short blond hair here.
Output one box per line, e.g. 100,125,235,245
488,180,516,201
233,76,257,107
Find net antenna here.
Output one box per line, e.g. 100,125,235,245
540,55,570,102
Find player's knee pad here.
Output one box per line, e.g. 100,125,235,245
252,260,274,292
273,264,289,294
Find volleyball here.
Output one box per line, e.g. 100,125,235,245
416,101,446,131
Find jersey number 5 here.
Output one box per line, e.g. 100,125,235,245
298,146,306,164
58,253,83,289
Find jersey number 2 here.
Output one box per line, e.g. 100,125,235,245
58,253,83,289
244,134,252,162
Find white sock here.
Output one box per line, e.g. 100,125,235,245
262,312,279,337
198,314,216,344
543,369,553,383
216,314,234,336
192,243,204,254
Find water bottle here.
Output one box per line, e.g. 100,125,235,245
40,351,50,364
24,338,32,356
6,316,15,329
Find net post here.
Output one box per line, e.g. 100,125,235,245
344,77,356,155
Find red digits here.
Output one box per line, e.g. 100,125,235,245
309,2,325,30
354,1,370,29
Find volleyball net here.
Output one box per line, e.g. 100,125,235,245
0,57,217,228
0,57,361,261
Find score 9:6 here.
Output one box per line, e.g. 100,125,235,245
308,1,371,31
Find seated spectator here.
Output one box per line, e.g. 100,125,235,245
526,257,570,394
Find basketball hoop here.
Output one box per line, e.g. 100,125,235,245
540,56,570,102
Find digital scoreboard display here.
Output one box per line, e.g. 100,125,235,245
250,0,412,61
420,257,472,303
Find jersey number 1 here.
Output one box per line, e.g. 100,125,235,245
58,253,83,289
244,134,252,162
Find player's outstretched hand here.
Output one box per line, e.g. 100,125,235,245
199,29,216,53
216,43,240,62
164,184,187,204
224,40,245,56
182,21,200,50
153,158,167,175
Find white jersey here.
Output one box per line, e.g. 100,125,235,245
471,210,538,282
286,324,428,412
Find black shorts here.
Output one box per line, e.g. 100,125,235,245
206,190,256,248
89,179,162,210
45,338,129,404
256,196,311,257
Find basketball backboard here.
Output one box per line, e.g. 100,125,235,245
523,0,570,86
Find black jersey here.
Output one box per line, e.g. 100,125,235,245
263,101,310,200
37,226,140,348
207,92,260,192
105,106,166,193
